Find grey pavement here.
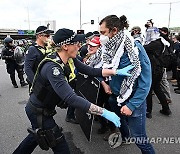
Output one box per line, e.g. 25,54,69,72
0,59,180,154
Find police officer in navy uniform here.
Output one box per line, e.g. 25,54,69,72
13,28,134,154
1,37,28,88
25,25,54,90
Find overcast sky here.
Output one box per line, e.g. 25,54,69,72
0,0,180,33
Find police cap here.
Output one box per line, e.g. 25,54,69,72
36,26,54,35
53,28,85,46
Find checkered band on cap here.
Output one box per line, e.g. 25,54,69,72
36,29,48,35
55,33,76,46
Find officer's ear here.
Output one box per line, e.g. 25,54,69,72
37,34,41,38
61,44,68,51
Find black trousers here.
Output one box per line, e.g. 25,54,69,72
147,71,170,113
13,101,70,154
171,56,177,79
176,70,180,88
6,62,25,85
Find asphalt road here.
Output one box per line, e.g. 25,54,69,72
0,59,180,154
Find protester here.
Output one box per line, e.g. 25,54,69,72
79,32,94,58
159,27,173,104
83,36,116,135
144,27,172,118
95,15,155,153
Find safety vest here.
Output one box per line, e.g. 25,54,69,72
31,44,53,74
36,44,76,82
36,45,52,55
31,52,75,109
67,58,76,82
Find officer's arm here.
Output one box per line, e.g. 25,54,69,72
1,48,13,60
25,47,37,83
43,62,106,115
43,63,120,127
43,62,92,112
1,48,6,60
73,58,116,77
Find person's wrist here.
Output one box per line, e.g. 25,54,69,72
101,108,106,116
113,69,117,75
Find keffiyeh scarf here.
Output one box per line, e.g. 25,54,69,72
88,31,141,105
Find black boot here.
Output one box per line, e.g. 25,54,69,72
146,112,152,119
175,89,180,94
174,88,180,91
10,74,18,88
160,109,172,116
172,84,178,87
21,82,28,87
18,71,28,87
13,84,18,88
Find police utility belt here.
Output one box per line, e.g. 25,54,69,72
27,125,63,151
27,101,64,151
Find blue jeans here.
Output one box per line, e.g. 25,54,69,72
109,95,155,154
13,100,70,154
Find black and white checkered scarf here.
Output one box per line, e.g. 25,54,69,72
90,30,141,105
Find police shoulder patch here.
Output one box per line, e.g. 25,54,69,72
52,67,61,76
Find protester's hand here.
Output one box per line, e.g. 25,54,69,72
83,58,88,63
101,81,112,94
101,109,120,127
116,64,134,76
120,105,132,116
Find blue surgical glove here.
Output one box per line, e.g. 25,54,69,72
116,64,134,77
101,109,121,128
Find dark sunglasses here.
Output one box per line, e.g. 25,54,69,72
66,42,79,45
41,34,50,38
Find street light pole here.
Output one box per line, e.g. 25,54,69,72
80,0,82,30
168,2,171,29
26,7,30,30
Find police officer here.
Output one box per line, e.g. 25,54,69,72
25,25,54,90
1,37,28,88
13,28,134,154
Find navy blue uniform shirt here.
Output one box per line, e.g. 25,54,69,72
30,56,102,113
25,45,47,83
